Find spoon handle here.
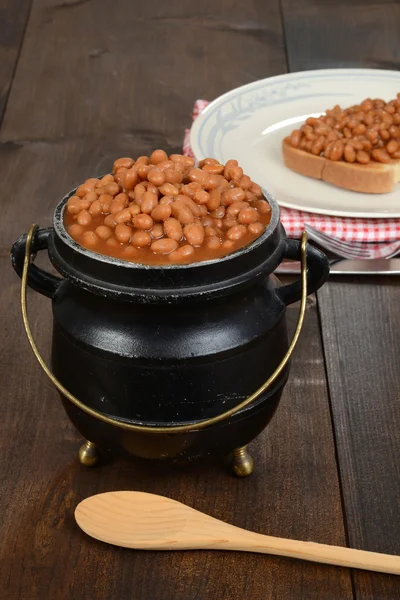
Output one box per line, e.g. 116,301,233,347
222,530,400,575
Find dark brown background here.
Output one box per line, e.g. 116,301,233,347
1,1,399,598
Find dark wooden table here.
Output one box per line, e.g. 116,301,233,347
1,1,400,598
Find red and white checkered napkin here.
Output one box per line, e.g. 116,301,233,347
183,100,400,258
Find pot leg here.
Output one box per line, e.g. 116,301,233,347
232,445,254,477
78,440,99,467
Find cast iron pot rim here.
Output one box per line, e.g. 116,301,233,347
53,185,280,271
66,369,289,430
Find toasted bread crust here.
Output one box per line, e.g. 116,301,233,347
282,137,400,194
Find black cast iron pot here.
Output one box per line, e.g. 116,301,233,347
11,190,329,475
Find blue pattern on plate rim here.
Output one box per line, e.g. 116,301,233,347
195,70,400,158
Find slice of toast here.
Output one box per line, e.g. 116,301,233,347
282,137,400,194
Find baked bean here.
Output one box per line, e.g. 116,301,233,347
134,183,146,204
95,225,113,240
164,218,183,241
238,207,259,224
227,201,248,216
171,201,195,225
253,200,271,214
129,203,141,217
194,189,210,205
198,204,208,217
330,141,344,161
371,148,391,163
199,158,219,167
169,154,186,164
245,191,257,202
82,231,98,247
113,157,134,172
206,236,221,250
183,222,205,246
122,246,139,258
230,166,243,180
131,231,152,247
115,223,132,243
387,140,399,154
208,206,224,219
128,190,136,201
77,210,92,226
104,215,116,227
248,222,265,236
84,192,98,204
188,168,209,186
135,155,150,166
106,237,119,248
181,182,202,198
141,191,158,214
217,177,230,192
290,130,301,148
138,164,152,179
213,218,224,229
238,175,251,190
159,183,179,197
164,168,183,184
68,224,84,237
204,226,218,238
157,160,174,171
110,194,128,215
224,159,238,180
89,199,103,216
97,175,115,187
226,224,247,241
206,188,221,211
178,195,201,216
201,216,214,227
124,167,138,191
133,213,153,230
76,179,98,197
311,136,325,155
159,195,174,205
150,149,168,165
344,144,356,163
221,187,246,206
67,196,88,215
151,224,164,239
223,217,238,229
202,163,224,174
393,150,400,159
102,182,119,196
169,245,195,262
356,150,370,164
114,208,132,223
151,238,179,254
147,168,166,186
222,240,235,250
151,204,172,222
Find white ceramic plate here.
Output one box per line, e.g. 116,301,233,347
190,69,400,218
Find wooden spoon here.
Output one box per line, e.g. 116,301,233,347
75,491,400,575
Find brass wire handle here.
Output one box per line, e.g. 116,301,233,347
21,225,308,433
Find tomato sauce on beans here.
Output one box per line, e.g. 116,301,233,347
289,94,400,163
64,152,271,265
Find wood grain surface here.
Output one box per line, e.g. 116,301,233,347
1,0,399,598
282,1,400,597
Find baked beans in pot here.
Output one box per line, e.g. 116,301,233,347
11,172,329,468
